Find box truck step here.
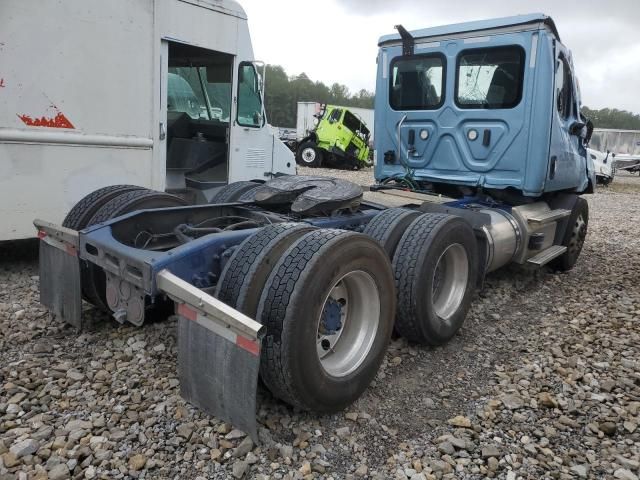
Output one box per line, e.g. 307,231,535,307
527,245,567,266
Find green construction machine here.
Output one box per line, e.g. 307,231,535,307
296,104,371,169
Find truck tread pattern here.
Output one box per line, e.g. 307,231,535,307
392,213,449,341
363,208,421,258
62,185,145,230
215,223,315,316
257,228,346,408
211,181,261,203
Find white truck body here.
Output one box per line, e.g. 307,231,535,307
587,148,614,184
296,102,375,143
0,0,294,240
590,128,640,168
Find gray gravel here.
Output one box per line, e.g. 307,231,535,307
1,174,639,480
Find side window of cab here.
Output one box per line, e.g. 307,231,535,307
556,55,574,120
237,62,263,128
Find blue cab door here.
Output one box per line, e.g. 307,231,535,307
545,44,588,191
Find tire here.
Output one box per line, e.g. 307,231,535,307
211,181,262,203
363,208,421,258
393,213,478,346
83,190,187,311
215,223,316,318
296,141,323,167
62,185,146,231
552,197,588,272
257,229,395,411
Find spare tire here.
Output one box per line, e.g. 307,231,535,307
393,213,477,345
257,229,395,412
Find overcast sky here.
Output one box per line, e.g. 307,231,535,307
241,0,640,113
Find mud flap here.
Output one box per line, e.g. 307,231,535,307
35,220,82,329
156,270,264,443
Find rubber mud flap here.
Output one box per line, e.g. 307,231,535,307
177,309,261,443
39,236,82,329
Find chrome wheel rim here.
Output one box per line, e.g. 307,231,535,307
316,270,380,377
432,243,468,320
568,214,587,256
301,147,316,164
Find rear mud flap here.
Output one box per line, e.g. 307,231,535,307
35,220,82,329
177,306,261,442
157,270,264,443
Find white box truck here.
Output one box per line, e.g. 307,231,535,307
0,0,295,240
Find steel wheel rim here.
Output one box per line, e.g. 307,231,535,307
432,243,468,320
568,214,587,256
316,270,380,377
301,147,316,164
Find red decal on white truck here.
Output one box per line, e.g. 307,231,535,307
18,112,74,129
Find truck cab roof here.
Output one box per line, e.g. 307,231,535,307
189,0,248,19
378,14,560,45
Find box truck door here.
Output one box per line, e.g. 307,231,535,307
163,41,233,194
229,62,274,182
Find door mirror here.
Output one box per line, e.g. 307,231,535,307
584,119,594,145
569,121,585,136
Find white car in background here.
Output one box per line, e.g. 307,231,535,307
588,148,615,185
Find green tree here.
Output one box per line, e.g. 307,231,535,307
582,107,640,130
263,65,374,127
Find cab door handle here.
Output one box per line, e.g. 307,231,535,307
482,129,491,146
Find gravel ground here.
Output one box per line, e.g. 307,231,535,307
1,173,639,480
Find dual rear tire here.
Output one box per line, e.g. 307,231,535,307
365,209,478,346
216,225,396,412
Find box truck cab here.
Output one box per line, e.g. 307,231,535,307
0,0,294,240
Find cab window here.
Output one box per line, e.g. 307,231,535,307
556,55,574,119
390,54,444,110
237,63,263,128
456,46,524,109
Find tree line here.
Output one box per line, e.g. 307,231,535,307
583,107,640,130
264,65,374,127
262,65,640,131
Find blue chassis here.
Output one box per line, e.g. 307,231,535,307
77,202,386,301
76,194,512,312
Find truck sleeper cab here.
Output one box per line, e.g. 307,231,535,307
374,14,595,200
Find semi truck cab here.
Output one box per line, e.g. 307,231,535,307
374,14,595,201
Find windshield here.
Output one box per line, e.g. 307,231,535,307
168,66,231,121
343,110,370,140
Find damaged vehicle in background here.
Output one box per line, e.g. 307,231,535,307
587,148,615,185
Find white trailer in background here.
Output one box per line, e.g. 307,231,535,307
590,128,640,173
296,102,375,143
0,0,294,241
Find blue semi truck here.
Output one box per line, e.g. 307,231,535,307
36,14,594,439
